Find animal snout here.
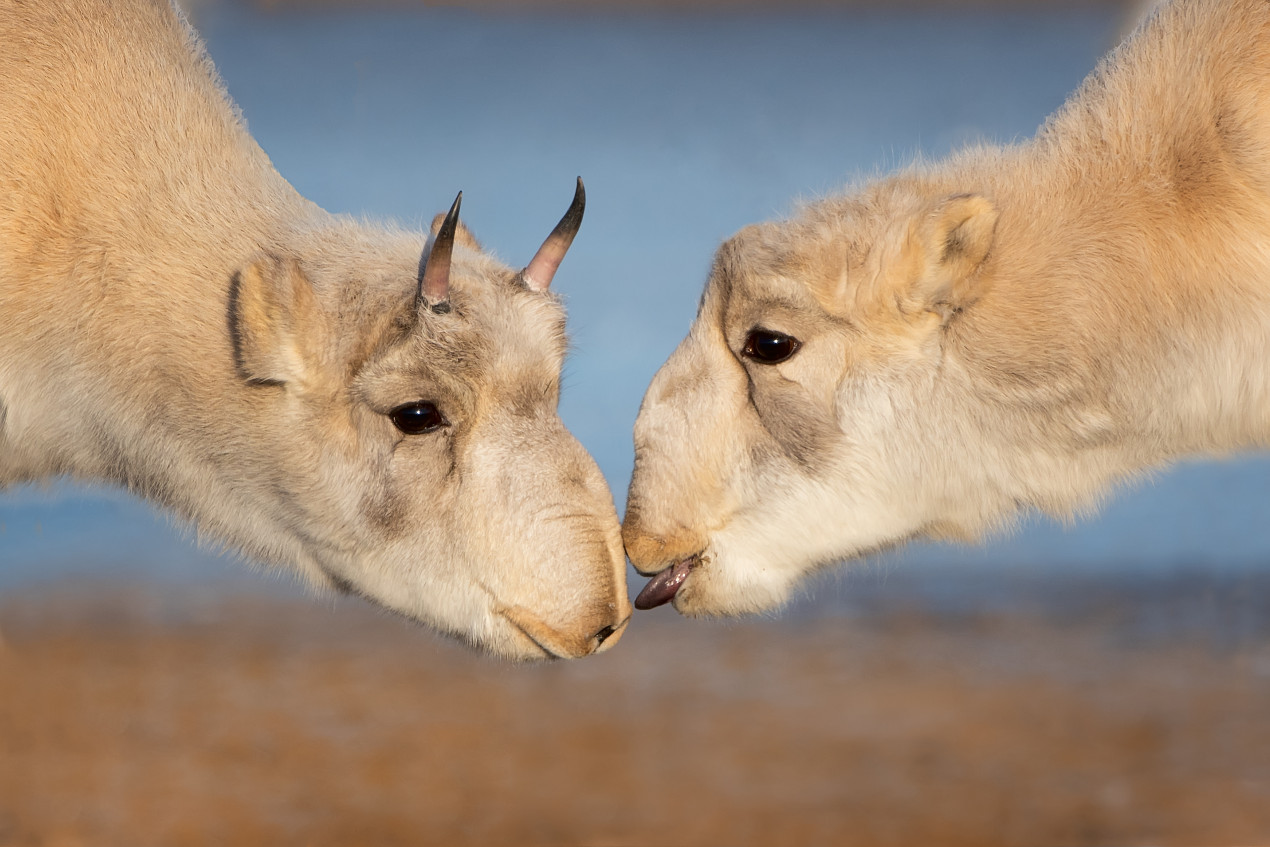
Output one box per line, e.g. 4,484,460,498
622,516,706,575
500,604,631,659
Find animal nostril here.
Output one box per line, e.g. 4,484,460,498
592,624,617,647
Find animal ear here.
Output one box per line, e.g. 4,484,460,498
429,210,481,251
230,255,327,386
894,193,998,319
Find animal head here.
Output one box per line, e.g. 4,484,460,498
227,181,630,658
624,178,1008,616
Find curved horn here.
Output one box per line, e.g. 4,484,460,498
522,177,585,292
418,191,462,311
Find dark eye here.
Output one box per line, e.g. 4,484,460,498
389,402,447,435
742,329,801,364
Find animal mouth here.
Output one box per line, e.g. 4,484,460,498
633,555,699,610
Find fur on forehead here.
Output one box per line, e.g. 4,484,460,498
708,208,864,324
708,173,978,323
283,217,569,378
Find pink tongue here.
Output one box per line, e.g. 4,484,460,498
634,558,695,610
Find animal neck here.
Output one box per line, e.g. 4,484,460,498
0,0,323,554
935,139,1270,526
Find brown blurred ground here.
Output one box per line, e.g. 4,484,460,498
248,0,1139,12
2,575,1268,847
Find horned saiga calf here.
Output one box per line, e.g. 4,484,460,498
0,0,630,659
625,0,1270,615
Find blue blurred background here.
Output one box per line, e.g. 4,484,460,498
4,0,1269,597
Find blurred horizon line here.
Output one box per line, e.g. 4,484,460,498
225,0,1142,13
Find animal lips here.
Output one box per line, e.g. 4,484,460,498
633,556,697,610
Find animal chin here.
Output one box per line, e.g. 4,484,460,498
633,554,699,610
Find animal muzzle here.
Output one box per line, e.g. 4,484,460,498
499,604,631,659
621,506,709,575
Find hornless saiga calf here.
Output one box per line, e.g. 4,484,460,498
0,0,631,659
625,0,1270,616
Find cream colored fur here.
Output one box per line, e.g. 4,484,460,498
0,0,630,659
624,0,1270,617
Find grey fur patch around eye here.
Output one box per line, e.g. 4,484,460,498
363,485,411,538
747,379,839,470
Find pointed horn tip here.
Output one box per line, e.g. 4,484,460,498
444,190,463,224
520,179,587,292
436,192,462,240
419,190,463,306
560,179,585,233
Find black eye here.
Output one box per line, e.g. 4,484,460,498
742,329,801,364
389,402,447,435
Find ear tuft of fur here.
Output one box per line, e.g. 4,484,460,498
429,211,481,251
229,255,324,386
904,193,999,318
